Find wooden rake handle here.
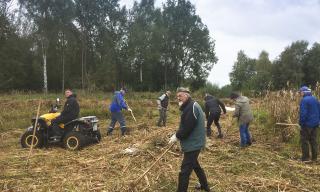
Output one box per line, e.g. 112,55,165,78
124,99,137,122
131,142,175,187
130,110,137,122
26,100,42,165
276,123,300,127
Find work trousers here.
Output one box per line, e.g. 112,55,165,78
177,150,209,192
300,127,318,161
157,108,167,127
207,112,222,136
51,116,70,136
108,111,126,134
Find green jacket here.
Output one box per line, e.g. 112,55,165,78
233,96,253,124
176,98,206,152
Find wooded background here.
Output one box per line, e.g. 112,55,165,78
0,0,319,93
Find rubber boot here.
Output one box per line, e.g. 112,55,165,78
217,127,223,138
50,124,63,141
195,183,211,192
206,128,212,137
121,127,126,136
106,128,113,136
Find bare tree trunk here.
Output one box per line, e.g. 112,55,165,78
85,47,88,86
81,42,84,90
140,64,143,83
164,62,167,90
61,33,65,93
81,29,87,90
41,38,48,94
62,53,64,92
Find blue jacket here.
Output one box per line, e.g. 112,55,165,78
109,91,127,112
299,93,320,128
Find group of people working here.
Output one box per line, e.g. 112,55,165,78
106,87,254,191
51,85,319,192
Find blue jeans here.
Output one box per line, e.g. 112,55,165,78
239,123,251,146
108,111,126,133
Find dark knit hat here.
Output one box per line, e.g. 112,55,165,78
230,92,240,99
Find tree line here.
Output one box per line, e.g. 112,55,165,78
229,40,320,93
0,0,217,92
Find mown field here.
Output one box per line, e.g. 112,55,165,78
1,91,320,192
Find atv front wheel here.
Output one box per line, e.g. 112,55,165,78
63,132,84,150
21,130,43,148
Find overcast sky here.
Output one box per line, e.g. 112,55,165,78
120,0,320,87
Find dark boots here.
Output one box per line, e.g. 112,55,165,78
217,126,223,138
50,124,63,140
106,128,113,136
107,128,127,136
207,127,223,138
195,183,211,192
206,128,212,137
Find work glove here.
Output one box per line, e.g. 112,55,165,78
226,106,235,112
157,104,162,110
169,133,178,144
128,108,132,112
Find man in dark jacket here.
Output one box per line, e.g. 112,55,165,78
51,89,80,138
204,94,226,138
169,87,210,192
157,91,171,127
107,88,131,136
299,86,320,161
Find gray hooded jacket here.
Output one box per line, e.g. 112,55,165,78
233,96,253,124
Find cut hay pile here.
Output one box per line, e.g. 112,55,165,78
1,94,320,191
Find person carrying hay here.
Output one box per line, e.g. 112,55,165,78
169,87,210,192
299,86,320,162
156,90,171,127
107,88,132,136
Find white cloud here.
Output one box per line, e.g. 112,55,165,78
207,31,291,86
198,0,320,40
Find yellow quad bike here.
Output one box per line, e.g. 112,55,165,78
20,99,101,150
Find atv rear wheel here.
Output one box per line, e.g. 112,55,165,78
63,132,84,150
21,130,43,148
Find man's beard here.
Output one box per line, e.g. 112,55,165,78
178,101,183,106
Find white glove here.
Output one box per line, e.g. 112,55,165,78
128,108,132,112
158,105,162,110
169,133,178,144
226,106,235,111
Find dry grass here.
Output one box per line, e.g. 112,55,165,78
262,90,300,142
262,85,320,143
1,93,320,191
